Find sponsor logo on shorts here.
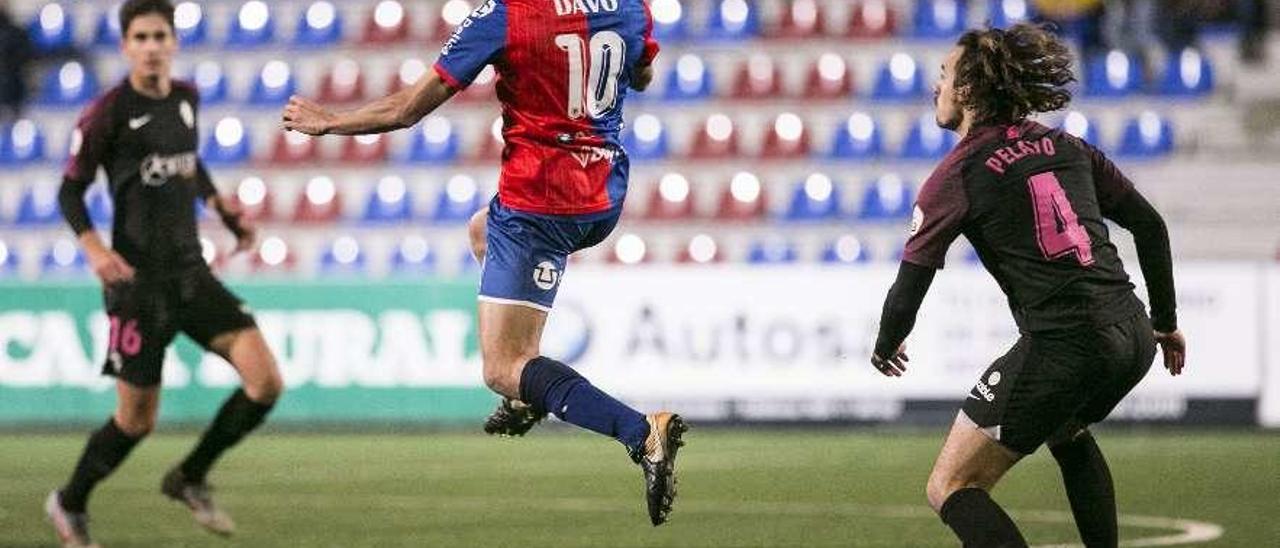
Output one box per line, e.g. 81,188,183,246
532,261,560,291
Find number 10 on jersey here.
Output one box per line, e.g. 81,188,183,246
556,31,626,120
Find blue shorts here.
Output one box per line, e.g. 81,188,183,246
478,197,621,311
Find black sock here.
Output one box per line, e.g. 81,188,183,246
939,487,1029,548
1051,431,1118,548
60,418,144,513
519,356,650,452
179,389,274,484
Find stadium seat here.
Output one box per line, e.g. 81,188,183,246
39,61,98,106
821,234,872,264
784,172,843,222
803,53,854,100
249,60,296,105
296,1,343,47
900,113,957,159
253,236,297,272
767,0,823,39
406,116,461,164
0,239,18,276
677,234,723,264
1086,50,1141,97
731,54,783,100
830,112,883,160
609,233,650,265
872,53,924,101
93,6,121,47
1059,111,1099,145
473,117,505,162
913,0,965,38
227,1,275,47
388,58,428,95
293,176,344,223
190,61,229,104
989,0,1034,27
704,0,760,40
201,117,252,165
620,114,669,160
644,172,697,221
86,183,112,226
687,114,739,159
431,174,483,223
268,130,320,166
41,238,86,276
319,236,368,275
748,239,798,264
1118,112,1174,157
715,171,767,221
361,175,413,224
16,184,61,226
858,174,914,221
1160,48,1214,96
231,176,274,221
391,235,437,274
847,0,897,39
455,66,497,103
27,3,74,53
340,134,390,164
362,0,411,45
760,113,809,159
649,0,689,41
0,120,46,165
174,1,209,46
432,0,475,40
663,54,714,101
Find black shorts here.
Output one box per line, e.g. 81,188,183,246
101,267,256,387
962,313,1157,455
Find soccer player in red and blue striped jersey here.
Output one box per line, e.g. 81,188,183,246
283,0,686,525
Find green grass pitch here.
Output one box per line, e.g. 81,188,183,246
2,429,1277,546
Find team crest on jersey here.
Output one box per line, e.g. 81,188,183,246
532,261,560,291
909,205,924,236
179,101,195,129
569,146,617,168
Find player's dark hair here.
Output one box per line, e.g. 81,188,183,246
954,24,1075,125
119,0,175,35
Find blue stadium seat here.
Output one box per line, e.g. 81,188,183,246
190,61,228,105
249,61,296,105
663,54,714,101
0,120,46,165
1059,111,1099,145
784,173,843,222
1160,48,1214,96
391,236,437,275
431,175,483,223
748,239,798,264
227,1,275,48
93,7,122,47
988,0,1034,28
295,1,343,47
1086,50,1141,97
649,0,689,41
41,239,87,275
0,239,19,276
913,0,965,38
39,61,99,106
319,236,367,275
1118,112,1174,157
900,113,956,159
27,3,75,53
872,53,925,101
87,183,113,226
704,0,760,41
829,112,883,160
362,175,413,224
620,114,669,160
175,1,209,46
821,235,871,264
16,185,61,226
201,117,252,165
406,116,460,164
858,174,914,221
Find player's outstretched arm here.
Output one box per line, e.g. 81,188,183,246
871,261,937,377
194,162,257,255
1105,192,1184,375
282,70,457,136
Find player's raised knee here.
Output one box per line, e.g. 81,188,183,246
926,471,971,513
114,410,158,437
245,366,283,404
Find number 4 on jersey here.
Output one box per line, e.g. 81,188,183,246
1028,172,1095,266
556,31,625,120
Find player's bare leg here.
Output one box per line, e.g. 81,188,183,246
927,412,1027,547
479,301,686,525
163,328,281,537
1047,423,1118,548
48,381,158,548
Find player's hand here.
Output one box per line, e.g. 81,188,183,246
88,248,135,286
216,200,257,255
871,344,909,377
281,95,335,136
1154,330,1186,376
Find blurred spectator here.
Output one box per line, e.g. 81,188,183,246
0,0,33,121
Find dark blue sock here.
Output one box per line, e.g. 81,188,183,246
519,356,649,452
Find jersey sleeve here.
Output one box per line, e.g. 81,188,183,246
62,93,116,184
433,1,508,91
1073,137,1137,215
902,163,968,270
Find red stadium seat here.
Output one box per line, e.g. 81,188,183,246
731,54,783,99
760,113,810,159
676,234,723,264
269,130,320,165
472,117,504,162
230,176,276,222
803,53,854,99
317,59,367,104
768,0,824,39
848,0,897,39
687,114,740,159
715,172,768,221
252,236,298,272
606,233,651,265
339,134,390,164
644,173,698,221
432,0,473,40
293,176,344,223
387,58,428,95
455,65,497,103
361,0,412,45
